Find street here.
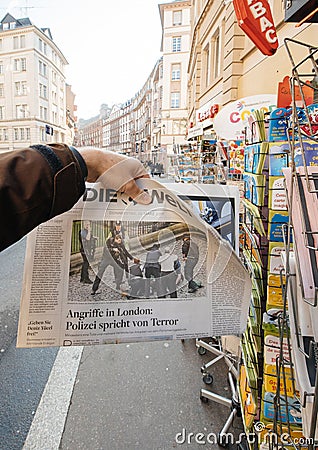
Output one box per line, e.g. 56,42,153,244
0,239,58,450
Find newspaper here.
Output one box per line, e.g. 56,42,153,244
17,179,252,348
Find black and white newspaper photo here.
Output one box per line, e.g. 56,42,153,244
17,179,252,348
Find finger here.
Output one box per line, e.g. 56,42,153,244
122,180,152,205
98,158,149,192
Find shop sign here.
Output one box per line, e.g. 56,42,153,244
187,124,203,139
213,94,277,140
277,75,313,108
198,104,219,122
233,0,278,56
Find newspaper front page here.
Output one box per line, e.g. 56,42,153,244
17,179,251,348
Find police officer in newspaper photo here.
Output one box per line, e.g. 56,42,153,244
158,246,181,298
182,234,203,293
91,233,133,296
79,220,97,284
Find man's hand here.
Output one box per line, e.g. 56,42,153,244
79,148,152,205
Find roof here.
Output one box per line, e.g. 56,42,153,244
0,13,32,30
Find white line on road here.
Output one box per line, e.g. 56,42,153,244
23,346,83,450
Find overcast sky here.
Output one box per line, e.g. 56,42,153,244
1,0,167,119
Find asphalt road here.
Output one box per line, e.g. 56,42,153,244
0,239,58,450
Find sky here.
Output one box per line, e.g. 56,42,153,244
1,0,167,119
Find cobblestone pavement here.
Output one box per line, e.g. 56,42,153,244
68,238,208,302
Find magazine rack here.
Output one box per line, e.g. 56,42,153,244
270,38,318,448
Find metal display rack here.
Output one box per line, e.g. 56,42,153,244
273,38,318,450
196,337,242,447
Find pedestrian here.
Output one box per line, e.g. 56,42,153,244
144,243,162,297
158,246,181,298
0,144,151,253
181,234,201,293
158,163,164,178
79,220,96,284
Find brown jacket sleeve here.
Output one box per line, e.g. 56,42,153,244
0,143,87,252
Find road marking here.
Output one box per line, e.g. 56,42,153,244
23,346,83,450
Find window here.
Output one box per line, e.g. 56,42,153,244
15,81,27,96
171,92,180,108
13,35,25,49
39,83,47,99
16,104,28,118
213,30,221,79
40,106,48,120
0,128,8,141
40,127,48,142
0,84,3,97
171,64,181,81
0,39,2,50
172,37,181,52
0,106,5,119
173,10,182,26
14,58,26,71
0,61,3,74
39,60,47,76
203,43,210,87
13,127,30,141
39,38,47,55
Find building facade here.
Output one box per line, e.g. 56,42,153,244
159,0,191,162
0,13,70,152
187,1,318,141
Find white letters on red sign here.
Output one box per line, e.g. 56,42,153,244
233,0,278,55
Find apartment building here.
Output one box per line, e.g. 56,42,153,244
101,62,159,163
187,1,317,141
158,0,191,160
66,84,77,144
0,13,71,152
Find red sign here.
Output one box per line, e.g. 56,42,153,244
233,0,278,56
198,104,219,122
277,75,313,108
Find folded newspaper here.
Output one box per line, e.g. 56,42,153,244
17,179,251,348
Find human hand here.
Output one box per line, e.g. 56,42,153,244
79,148,151,205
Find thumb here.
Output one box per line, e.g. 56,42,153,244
122,179,152,205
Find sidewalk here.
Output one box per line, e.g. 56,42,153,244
57,338,243,450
